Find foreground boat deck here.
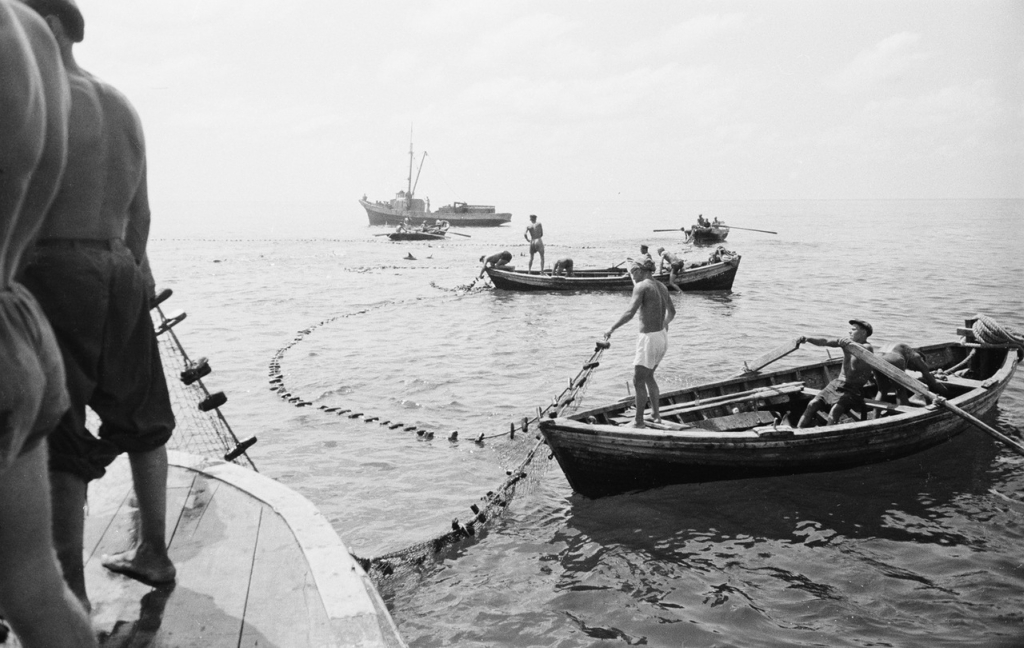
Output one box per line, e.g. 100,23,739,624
32,451,406,648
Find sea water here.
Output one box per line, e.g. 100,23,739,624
150,199,1024,647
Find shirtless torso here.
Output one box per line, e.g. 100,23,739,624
634,277,673,333
36,62,150,258
525,220,543,243
0,1,69,284
0,2,97,644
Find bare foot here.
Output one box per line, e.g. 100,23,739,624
102,544,176,586
630,422,647,429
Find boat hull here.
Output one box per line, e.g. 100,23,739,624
486,256,740,291
361,199,511,227
386,231,446,241
540,343,1020,497
691,226,729,244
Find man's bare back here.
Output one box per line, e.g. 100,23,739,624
526,220,543,241
635,278,672,333
37,65,149,259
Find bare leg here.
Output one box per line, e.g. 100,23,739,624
632,366,648,427
539,249,545,273
0,445,97,648
49,469,90,610
641,366,661,421
528,251,534,272
102,446,176,584
667,270,681,293
797,400,825,428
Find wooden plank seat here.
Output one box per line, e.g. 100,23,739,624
653,382,805,418
611,383,804,429
938,375,987,390
800,387,920,417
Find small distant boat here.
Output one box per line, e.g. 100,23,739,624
540,332,1022,498
485,255,740,292
361,142,511,227
387,230,446,241
689,224,729,244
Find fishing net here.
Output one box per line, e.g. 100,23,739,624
150,293,257,470
156,276,608,595
349,341,610,595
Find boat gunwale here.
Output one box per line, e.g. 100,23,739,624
485,255,740,290
541,341,1019,446
166,451,407,647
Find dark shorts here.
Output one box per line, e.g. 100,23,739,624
812,379,865,412
20,240,175,481
0,283,69,474
670,260,686,272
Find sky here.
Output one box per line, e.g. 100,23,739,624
67,0,1024,237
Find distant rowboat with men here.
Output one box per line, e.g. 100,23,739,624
485,254,741,292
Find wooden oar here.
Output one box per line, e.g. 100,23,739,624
373,233,392,237
846,342,1024,457
723,225,777,235
740,338,802,374
653,228,686,232
447,231,472,237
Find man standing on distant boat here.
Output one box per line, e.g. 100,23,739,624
524,214,544,272
0,2,98,645
18,0,176,610
796,320,874,427
604,259,675,428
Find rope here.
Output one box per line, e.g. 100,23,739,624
972,314,1024,349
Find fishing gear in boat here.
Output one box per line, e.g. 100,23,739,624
151,288,257,469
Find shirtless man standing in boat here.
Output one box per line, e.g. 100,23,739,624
796,319,874,427
0,2,97,644
19,0,176,610
524,213,544,272
604,259,676,428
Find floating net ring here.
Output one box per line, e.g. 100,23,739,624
972,314,1024,348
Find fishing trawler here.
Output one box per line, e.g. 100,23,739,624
360,143,512,227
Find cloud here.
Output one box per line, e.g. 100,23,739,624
829,32,929,94
631,12,748,59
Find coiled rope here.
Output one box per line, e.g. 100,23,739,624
972,314,1024,349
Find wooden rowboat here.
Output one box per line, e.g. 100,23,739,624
689,224,729,244
485,255,740,292
386,230,447,241
539,338,1022,497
